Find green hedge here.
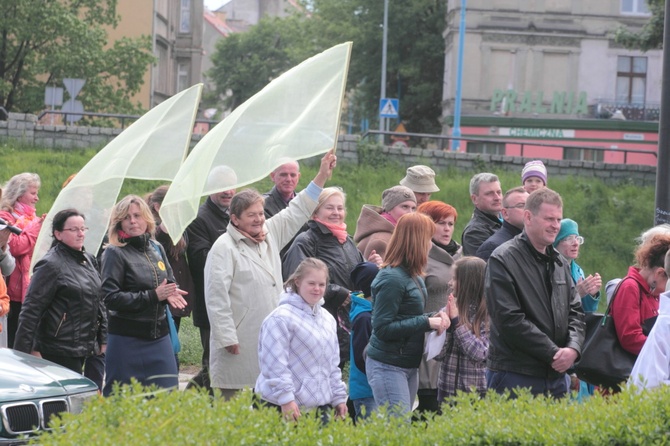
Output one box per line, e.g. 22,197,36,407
34,383,670,445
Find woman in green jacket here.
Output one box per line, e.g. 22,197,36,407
365,212,448,418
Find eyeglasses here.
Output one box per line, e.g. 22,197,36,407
504,203,526,210
62,227,89,233
562,235,584,245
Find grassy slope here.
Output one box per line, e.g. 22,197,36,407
0,144,655,364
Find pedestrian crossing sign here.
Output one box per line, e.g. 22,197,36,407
379,98,399,118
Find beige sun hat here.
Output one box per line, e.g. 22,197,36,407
399,165,439,193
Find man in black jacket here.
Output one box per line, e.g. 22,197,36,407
461,173,502,255
485,188,585,398
185,188,234,390
476,186,528,262
263,161,301,218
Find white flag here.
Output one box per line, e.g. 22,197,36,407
30,84,203,272
160,42,352,243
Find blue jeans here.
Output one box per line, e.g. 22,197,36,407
352,396,377,421
486,370,568,399
366,357,418,418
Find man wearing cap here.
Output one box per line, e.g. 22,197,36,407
354,185,417,260
476,186,528,262
400,165,439,205
461,173,503,256
522,160,548,194
485,188,585,398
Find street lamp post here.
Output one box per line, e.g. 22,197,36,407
451,0,467,151
379,0,389,144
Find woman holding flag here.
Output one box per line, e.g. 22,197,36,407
204,150,336,399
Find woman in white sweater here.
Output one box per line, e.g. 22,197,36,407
256,257,348,423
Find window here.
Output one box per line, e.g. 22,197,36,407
180,0,191,33
177,61,190,92
155,43,169,94
616,56,647,104
621,0,650,14
466,142,505,155
564,147,604,162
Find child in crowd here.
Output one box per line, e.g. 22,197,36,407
255,258,348,423
437,257,489,402
629,249,670,389
521,160,547,194
348,261,380,421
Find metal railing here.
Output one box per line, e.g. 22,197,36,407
35,111,220,132
37,110,140,129
360,130,658,164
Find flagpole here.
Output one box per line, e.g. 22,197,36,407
332,42,353,155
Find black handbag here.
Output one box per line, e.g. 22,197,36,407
574,279,636,391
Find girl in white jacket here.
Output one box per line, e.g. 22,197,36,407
256,258,348,422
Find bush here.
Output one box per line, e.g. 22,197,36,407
34,383,670,445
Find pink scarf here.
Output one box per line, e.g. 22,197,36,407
381,211,397,226
13,202,38,229
314,217,348,244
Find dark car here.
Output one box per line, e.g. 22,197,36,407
0,348,98,444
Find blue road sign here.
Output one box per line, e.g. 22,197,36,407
379,98,399,118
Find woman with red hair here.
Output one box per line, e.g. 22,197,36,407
416,201,462,413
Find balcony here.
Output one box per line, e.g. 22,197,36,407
591,101,660,122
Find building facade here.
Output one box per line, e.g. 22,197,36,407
442,0,662,164
109,0,204,109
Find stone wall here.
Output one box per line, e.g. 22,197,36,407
335,135,657,187
0,113,657,186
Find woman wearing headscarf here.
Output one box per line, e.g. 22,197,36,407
14,209,105,376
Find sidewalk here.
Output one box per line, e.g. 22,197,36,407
178,366,198,391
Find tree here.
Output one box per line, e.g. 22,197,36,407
0,0,154,114
615,0,665,51
208,0,446,134
207,14,318,111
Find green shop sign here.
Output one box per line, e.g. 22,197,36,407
490,89,588,115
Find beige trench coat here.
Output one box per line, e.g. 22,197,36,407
204,191,316,389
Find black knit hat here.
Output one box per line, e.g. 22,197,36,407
350,262,380,298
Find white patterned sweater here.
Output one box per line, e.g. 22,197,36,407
255,290,348,408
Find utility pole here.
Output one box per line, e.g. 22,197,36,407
655,0,670,224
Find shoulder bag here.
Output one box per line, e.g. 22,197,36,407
574,278,635,391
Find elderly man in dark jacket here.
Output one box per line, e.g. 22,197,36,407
461,173,502,255
485,188,585,398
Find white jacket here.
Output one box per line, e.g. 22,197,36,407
205,186,318,389
630,291,670,389
255,290,347,408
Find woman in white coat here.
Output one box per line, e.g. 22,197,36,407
204,151,336,399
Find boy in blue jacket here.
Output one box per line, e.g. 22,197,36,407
349,262,379,420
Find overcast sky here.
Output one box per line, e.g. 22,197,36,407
204,0,228,11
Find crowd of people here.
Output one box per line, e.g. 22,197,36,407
2,154,670,423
